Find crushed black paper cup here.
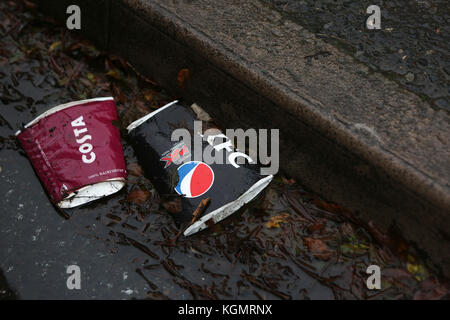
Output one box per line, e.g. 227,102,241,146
127,101,273,235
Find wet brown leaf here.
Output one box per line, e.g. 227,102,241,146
406,254,428,281
127,189,151,204
48,41,61,52
308,219,326,233
367,221,409,259
143,90,153,102
177,68,190,89
191,198,210,222
304,237,333,260
162,197,182,214
266,213,289,229
106,68,122,80
87,72,96,83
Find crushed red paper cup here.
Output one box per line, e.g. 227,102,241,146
16,97,127,208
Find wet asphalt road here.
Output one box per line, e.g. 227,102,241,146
263,0,450,111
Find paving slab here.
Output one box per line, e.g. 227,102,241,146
263,0,450,112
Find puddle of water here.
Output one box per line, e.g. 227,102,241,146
262,0,450,111
0,1,448,300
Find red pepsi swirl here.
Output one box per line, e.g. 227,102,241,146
174,161,215,198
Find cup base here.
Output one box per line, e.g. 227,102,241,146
58,178,126,208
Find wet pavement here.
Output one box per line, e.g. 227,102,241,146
262,0,450,111
1,1,449,299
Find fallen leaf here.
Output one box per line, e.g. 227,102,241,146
162,198,182,214
87,73,96,83
265,213,289,229
367,221,409,259
144,92,153,102
191,103,212,122
304,237,333,260
106,69,122,80
127,189,151,204
177,68,190,89
49,41,61,52
191,198,210,223
340,242,368,256
304,237,327,251
308,219,326,233
170,198,210,243
406,255,428,282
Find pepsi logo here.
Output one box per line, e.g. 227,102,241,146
174,161,214,198
160,142,190,168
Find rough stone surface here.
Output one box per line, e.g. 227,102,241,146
263,0,450,112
